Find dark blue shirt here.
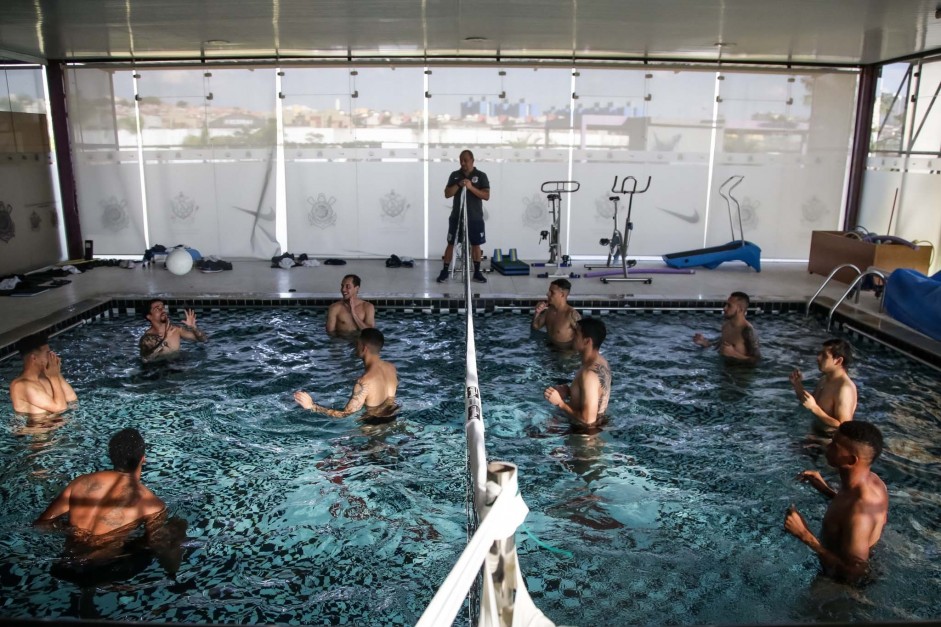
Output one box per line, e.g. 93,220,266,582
448,168,489,221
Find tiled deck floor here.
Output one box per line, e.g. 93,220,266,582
1,258,938,367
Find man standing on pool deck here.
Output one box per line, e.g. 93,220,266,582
784,421,888,583
790,338,858,434
437,149,490,284
139,299,208,362
693,291,760,363
544,317,611,429
295,328,399,421
532,278,582,348
326,274,376,336
9,332,78,415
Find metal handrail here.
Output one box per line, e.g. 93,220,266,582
826,268,889,331
806,263,862,316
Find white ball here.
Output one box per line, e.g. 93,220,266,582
166,248,194,276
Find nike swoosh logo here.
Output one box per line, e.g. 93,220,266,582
658,207,701,224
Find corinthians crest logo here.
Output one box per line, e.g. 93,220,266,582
521,193,545,230
801,195,826,223
595,193,615,220
307,193,337,229
380,190,409,222
101,196,130,232
170,192,198,223
0,201,14,243
740,196,760,229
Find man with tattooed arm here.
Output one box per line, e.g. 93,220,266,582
294,328,399,423
544,317,612,430
693,291,761,364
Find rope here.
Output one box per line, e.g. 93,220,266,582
520,524,574,559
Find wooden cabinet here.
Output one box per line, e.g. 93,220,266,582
808,231,933,284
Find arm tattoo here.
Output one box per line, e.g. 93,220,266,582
743,326,761,359
139,333,164,358
189,326,208,342
590,363,612,415
311,382,367,418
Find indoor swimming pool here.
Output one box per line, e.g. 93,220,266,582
1,308,939,625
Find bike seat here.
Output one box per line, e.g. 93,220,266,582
609,196,620,201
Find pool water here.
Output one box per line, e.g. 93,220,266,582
1,309,940,625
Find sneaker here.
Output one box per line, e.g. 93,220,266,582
472,271,488,283
436,268,450,283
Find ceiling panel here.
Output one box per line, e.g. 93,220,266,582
0,0,938,65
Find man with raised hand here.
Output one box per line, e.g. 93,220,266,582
693,291,761,363
785,421,889,583
790,338,858,434
532,278,582,349
139,299,208,362
544,317,611,430
295,328,399,423
9,332,78,415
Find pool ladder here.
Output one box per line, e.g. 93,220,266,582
806,263,889,331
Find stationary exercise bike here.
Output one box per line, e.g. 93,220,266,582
587,175,653,284
536,180,580,278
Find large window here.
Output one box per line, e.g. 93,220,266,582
66,63,859,262
0,66,62,275
860,59,941,272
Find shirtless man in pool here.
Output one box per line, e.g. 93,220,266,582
9,332,78,415
532,278,582,349
544,317,611,430
295,328,399,421
790,338,858,434
34,427,187,577
784,420,888,583
139,299,208,362
325,274,376,337
693,291,760,364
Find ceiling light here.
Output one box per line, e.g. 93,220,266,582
204,39,231,46
714,42,736,48
464,36,488,43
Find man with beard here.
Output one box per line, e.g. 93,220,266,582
139,299,208,362
693,291,760,363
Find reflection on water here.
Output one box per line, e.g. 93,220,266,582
0,310,939,625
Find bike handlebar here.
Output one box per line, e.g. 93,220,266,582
541,181,580,194
612,175,652,195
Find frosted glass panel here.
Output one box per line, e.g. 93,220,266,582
0,158,63,274
714,71,855,258
138,68,278,256
282,67,423,256
427,67,571,260
570,69,714,257
910,61,941,154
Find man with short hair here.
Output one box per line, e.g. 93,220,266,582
693,291,760,363
34,428,166,537
9,332,77,414
295,327,399,422
790,338,858,433
326,274,376,336
437,149,491,284
785,421,889,583
544,317,611,429
532,278,582,348
139,299,207,362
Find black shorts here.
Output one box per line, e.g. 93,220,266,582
447,216,486,246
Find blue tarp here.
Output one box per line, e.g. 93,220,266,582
884,268,941,341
